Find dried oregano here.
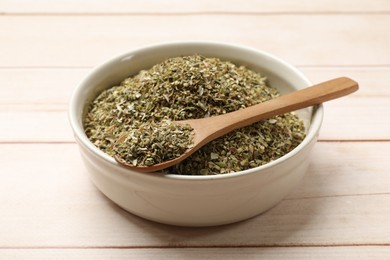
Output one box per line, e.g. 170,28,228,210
84,55,306,175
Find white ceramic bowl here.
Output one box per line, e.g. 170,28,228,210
69,42,323,227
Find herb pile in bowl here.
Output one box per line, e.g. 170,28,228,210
84,55,305,175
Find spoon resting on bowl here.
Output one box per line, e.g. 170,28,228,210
114,77,358,172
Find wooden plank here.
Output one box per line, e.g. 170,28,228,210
287,142,390,199
319,97,390,141
300,67,390,97
0,143,389,247
0,67,388,142
1,69,388,142
0,69,88,107
0,111,73,142
1,0,389,14
1,0,387,256
1,247,390,259
1,15,389,67
0,68,390,142
0,67,388,107
0,97,388,142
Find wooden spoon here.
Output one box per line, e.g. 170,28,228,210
115,77,358,172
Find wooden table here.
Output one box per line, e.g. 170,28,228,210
1,0,389,258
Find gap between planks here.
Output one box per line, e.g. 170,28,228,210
285,192,390,201
1,244,390,250
2,11,390,16
1,0,389,14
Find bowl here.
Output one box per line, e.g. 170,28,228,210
69,42,323,227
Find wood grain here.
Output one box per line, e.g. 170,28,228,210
319,97,390,141
301,67,390,97
1,15,389,67
0,143,389,247
1,0,389,14
287,142,390,199
1,68,388,106
1,247,390,259
0,111,72,142
1,97,388,142
1,0,389,257
1,69,388,142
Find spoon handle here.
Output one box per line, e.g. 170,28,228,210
196,77,358,140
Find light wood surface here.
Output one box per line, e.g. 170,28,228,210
1,1,389,258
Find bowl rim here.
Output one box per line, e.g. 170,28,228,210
69,41,323,181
